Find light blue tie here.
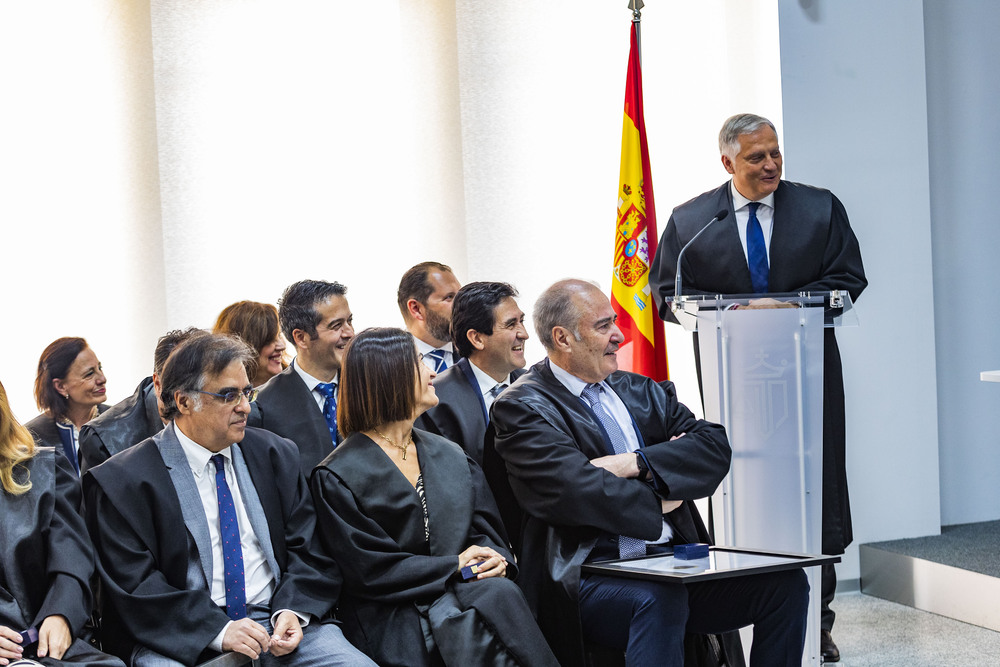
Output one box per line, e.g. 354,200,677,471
426,349,448,373
580,383,647,559
315,381,339,446
746,202,769,293
211,455,246,620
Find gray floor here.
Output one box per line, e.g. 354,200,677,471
832,591,1000,665
864,520,1000,578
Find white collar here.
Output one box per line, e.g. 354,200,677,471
730,180,776,210
468,359,511,395
174,422,233,480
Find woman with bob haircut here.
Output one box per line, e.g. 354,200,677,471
310,327,557,667
212,300,287,387
0,380,124,667
26,338,109,474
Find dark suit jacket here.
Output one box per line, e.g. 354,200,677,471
251,365,335,477
78,377,162,475
415,358,525,465
83,426,344,665
27,405,110,474
311,429,555,667
491,359,731,665
650,179,867,553
0,448,93,636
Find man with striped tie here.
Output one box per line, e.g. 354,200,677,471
397,261,463,373
491,279,809,666
84,333,373,667
415,281,529,465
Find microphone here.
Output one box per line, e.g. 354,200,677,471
672,209,729,312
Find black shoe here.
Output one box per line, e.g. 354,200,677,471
820,629,840,663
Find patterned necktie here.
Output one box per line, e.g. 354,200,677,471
315,381,339,445
489,383,508,399
580,383,647,559
425,349,448,373
746,202,770,293
211,455,246,620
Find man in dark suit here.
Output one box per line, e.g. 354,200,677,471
491,279,808,667
650,113,867,662
83,333,374,667
397,262,463,373
79,328,202,474
251,280,355,477
415,281,528,464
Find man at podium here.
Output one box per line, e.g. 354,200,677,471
650,113,866,663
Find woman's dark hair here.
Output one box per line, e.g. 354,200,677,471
33,337,88,421
213,301,281,381
338,328,420,436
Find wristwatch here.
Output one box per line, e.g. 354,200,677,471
635,452,649,480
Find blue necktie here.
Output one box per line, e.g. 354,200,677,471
315,381,339,445
580,384,647,559
426,349,448,373
211,455,246,621
746,202,769,293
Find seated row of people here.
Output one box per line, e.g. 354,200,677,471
12,269,810,666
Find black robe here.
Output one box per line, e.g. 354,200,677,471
83,427,344,665
310,429,557,667
0,447,122,667
491,360,735,666
650,179,868,554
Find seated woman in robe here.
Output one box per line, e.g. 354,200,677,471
212,300,288,387
26,338,109,474
310,327,558,667
0,380,123,667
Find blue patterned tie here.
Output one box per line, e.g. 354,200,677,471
746,202,769,293
315,381,339,445
426,349,448,373
211,455,246,621
580,383,647,559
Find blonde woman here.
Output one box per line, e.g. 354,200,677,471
0,380,123,667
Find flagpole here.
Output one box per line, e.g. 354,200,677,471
629,0,644,66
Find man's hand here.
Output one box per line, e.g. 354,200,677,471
589,453,640,478
269,611,303,657
0,625,24,666
661,499,684,514
458,545,508,580
744,297,796,310
37,615,72,660
221,618,272,660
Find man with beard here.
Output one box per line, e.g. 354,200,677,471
397,262,463,373
251,280,355,476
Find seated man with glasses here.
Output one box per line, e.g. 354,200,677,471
83,333,375,667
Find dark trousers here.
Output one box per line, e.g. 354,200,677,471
579,568,809,667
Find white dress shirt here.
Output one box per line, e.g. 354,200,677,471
730,180,776,267
549,362,673,543
175,426,277,648
415,337,456,372
468,360,511,413
292,359,338,413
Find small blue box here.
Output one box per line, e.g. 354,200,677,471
673,543,710,560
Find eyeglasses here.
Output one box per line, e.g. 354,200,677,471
198,387,258,405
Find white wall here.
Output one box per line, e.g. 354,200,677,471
777,0,942,580
923,0,1000,525
0,2,165,421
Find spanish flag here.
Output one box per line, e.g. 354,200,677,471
612,20,668,381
